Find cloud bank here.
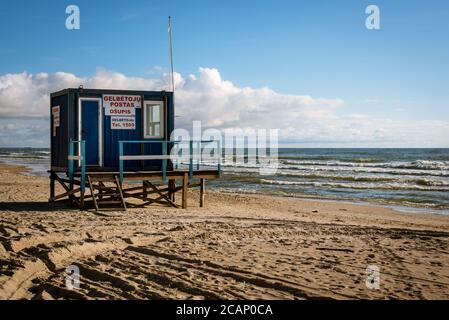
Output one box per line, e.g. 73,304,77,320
0,67,448,147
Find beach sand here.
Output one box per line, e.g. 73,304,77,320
1,162,449,300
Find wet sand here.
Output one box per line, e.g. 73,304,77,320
1,162,449,300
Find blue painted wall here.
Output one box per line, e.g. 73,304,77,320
50,89,174,172
81,100,100,166
50,93,69,169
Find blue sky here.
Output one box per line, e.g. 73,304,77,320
0,0,449,147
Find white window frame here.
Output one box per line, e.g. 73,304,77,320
78,97,103,166
143,100,165,139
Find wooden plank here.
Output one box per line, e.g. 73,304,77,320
200,178,205,207
182,172,188,209
98,181,105,201
133,195,164,206
88,176,117,182
97,200,123,205
55,174,70,192
80,190,84,208
49,175,74,202
123,184,183,200
87,176,99,211
114,175,127,210
102,192,122,197
120,155,172,160
48,187,81,202
143,181,147,198
134,195,181,208
118,173,219,181
143,181,178,208
120,155,162,161
73,170,220,179
122,188,169,199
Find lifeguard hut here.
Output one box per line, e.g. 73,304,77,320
48,88,221,211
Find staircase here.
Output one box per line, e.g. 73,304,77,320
87,174,126,211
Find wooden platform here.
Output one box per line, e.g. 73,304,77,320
72,169,220,180
49,169,220,211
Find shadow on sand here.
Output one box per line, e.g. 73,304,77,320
0,201,74,212
0,201,123,217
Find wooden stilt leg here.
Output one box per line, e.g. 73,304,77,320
167,179,172,201
49,172,55,202
98,181,104,201
200,178,205,207
182,173,188,209
168,179,175,202
143,181,148,198
69,178,74,206
80,191,84,208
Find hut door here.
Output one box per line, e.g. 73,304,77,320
79,98,102,166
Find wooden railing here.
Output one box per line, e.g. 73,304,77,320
68,139,85,193
118,140,221,183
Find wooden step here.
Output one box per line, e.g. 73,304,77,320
97,200,123,205
87,174,127,212
97,192,121,197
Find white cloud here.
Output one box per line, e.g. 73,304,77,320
0,67,448,147
0,69,164,118
0,119,48,147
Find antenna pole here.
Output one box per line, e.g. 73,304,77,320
168,16,175,94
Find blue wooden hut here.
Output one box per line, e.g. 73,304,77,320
49,88,220,211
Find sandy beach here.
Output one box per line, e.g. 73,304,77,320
1,162,449,300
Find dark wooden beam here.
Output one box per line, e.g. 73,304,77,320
182,172,188,209
50,171,55,200
143,181,178,208
200,178,205,207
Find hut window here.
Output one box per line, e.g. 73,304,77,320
144,102,164,138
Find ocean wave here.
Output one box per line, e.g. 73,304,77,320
181,158,449,180
221,164,449,178
207,158,449,176
377,199,449,210
224,171,449,188
275,170,449,185
391,160,449,170
281,159,449,170
282,158,383,165
411,178,449,187
278,172,397,182
260,179,449,192
277,164,449,177
0,154,49,160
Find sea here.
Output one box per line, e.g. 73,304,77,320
1,147,449,214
